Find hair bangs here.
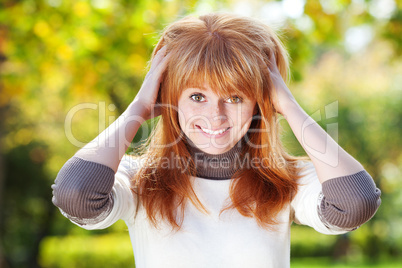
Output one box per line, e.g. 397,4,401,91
168,32,262,101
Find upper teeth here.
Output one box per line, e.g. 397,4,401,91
200,126,229,135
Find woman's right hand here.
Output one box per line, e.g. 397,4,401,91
133,45,171,121
73,45,170,170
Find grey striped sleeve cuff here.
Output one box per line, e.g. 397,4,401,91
319,170,381,231
51,157,116,225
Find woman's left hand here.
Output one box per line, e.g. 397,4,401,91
268,54,298,115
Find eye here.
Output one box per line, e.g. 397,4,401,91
226,96,242,103
190,93,206,102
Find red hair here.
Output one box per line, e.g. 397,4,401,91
131,13,309,230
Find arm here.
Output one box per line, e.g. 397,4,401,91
268,54,381,229
268,54,364,182
52,46,171,223
279,101,365,181
75,46,170,171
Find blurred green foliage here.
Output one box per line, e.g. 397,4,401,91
0,0,401,267
39,233,134,268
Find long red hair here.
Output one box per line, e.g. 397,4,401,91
131,13,309,230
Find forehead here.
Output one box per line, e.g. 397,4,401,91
167,44,259,102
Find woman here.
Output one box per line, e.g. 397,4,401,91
52,13,381,267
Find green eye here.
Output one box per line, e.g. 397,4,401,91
190,94,205,102
226,96,242,103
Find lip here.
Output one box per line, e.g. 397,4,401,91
195,125,231,138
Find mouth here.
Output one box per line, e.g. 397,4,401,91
195,125,231,136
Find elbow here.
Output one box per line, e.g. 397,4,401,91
52,174,93,218
322,188,382,230
52,176,112,220
321,169,382,230
349,189,382,227
51,157,115,219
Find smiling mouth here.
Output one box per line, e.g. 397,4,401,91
196,125,231,135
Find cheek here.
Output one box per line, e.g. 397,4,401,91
178,112,185,130
178,107,188,130
178,103,202,129
231,105,255,126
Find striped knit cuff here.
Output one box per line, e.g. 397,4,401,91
52,157,116,225
319,170,381,230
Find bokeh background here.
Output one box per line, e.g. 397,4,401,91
0,0,401,267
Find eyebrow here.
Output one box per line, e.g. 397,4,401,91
185,86,247,99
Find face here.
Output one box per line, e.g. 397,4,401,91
177,84,257,155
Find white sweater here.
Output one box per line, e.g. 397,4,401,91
63,156,348,268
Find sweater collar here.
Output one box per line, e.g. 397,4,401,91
184,135,244,180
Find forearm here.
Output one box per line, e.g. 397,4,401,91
282,100,364,183
53,101,148,222
74,100,149,172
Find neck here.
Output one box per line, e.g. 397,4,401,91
184,135,244,180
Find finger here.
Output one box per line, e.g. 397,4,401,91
150,46,168,69
154,51,172,82
144,47,169,80
268,55,281,76
266,50,277,69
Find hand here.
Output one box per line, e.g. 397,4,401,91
134,45,171,120
267,53,298,115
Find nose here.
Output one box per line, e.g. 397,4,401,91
210,100,227,126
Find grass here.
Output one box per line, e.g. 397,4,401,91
291,257,402,268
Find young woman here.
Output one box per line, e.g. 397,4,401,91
52,13,381,267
